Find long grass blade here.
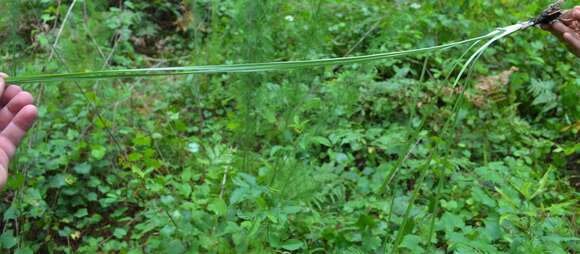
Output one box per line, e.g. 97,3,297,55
7,32,502,84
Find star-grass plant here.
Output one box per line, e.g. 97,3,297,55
6,28,512,84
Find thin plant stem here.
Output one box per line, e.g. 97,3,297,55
344,17,384,57
389,165,429,254
388,22,528,252
378,38,484,194
48,0,78,61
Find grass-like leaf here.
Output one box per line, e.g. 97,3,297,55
7,33,501,84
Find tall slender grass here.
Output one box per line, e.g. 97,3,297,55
7,32,504,84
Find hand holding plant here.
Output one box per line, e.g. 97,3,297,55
0,73,37,190
544,6,580,57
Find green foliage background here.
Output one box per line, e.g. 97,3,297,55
0,0,578,253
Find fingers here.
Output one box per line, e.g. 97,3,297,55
545,21,576,40
0,90,34,159
0,105,38,158
0,85,23,107
543,6,580,33
0,73,37,191
562,32,580,57
542,8,580,58
568,6,580,21
559,7,580,24
0,91,34,130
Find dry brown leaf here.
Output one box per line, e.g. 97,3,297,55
467,67,519,108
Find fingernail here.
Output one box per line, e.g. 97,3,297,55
0,73,8,79
562,32,576,41
564,32,573,36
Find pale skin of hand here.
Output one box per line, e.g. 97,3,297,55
0,73,38,191
544,6,580,57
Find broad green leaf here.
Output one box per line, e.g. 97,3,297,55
437,212,465,233
133,135,151,146
280,239,304,251
399,235,424,252
74,163,92,175
312,136,332,147
49,174,68,188
91,146,107,160
5,173,25,189
113,228,127,239
74,208,89,218
165,240,186,254
208,198,228,217
14,248,33,254
0,231,17,249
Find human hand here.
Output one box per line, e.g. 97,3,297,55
543,6,580,57
0,73,38,191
